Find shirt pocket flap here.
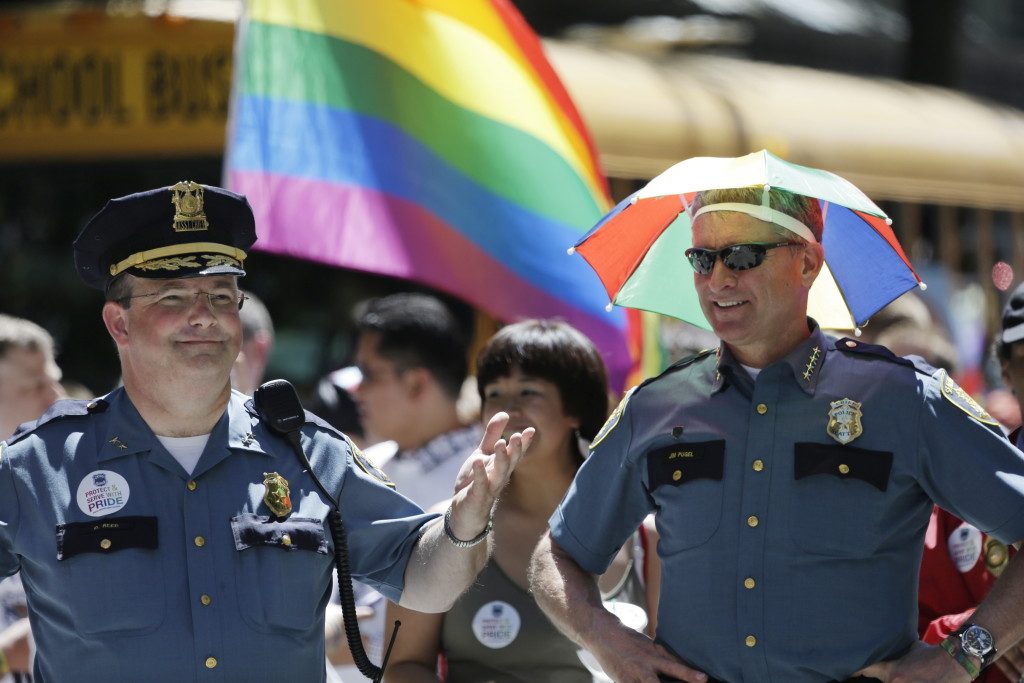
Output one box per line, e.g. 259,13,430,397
793,442,893,492
647,440,725,490
56,515,158,560
230,513,329,554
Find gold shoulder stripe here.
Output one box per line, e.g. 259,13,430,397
937,369,998,426
590,387,635,450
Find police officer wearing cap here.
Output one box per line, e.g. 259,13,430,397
0,182,533,681
530,185,1024,683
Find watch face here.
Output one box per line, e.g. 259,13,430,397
961,625,994,657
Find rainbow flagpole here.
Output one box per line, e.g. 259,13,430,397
227,0,645,390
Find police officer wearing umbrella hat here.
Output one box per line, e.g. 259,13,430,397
0,181,533,681
530,181,1024,683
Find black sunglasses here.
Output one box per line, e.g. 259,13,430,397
684,242,801,275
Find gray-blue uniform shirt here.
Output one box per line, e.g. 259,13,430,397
0,388,435,682
550,323,1024,683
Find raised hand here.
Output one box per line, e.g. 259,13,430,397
448,411,534,540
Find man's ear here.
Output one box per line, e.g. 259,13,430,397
402,366,432,400
800,242,825,287
102,302,130,347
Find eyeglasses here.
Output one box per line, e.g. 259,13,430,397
120,289,248,312
684,242,801,275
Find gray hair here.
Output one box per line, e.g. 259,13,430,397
0,314,56,362
691,186,823,243
239,290,274,343
106,273,134,306
0,315,58,378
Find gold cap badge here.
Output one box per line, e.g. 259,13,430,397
170,181,209,232
826,398,863,445
262,472,292,517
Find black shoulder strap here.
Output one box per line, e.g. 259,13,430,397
638,348,716,391
834,338,936,376
5,398,107,446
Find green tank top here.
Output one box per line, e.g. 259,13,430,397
441,559,592,683
440,533,648,683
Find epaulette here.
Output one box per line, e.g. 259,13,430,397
833,338,936,377
243,398,346,438
590,349,715,450
303,409,346,438
244,399,393,487
637,348,716,392
4,398,108,446
305,409,394,487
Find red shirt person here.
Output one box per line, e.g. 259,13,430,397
919,505,1016,683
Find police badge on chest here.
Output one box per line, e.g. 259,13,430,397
827,398,863,445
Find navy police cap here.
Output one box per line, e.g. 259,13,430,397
74,181,257,291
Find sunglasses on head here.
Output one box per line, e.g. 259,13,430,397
684,242,801,275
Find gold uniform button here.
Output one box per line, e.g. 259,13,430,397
281,534,292,547
200,594,212,606
744,577,756,589
205,657,218,669
838,463,850,474
187,480,198,491
987,542,1008,568
845,340,857,348
745,635,757,647
756,403,768,415
672,470,682,481
99,538,112,550
752,459,764,472
194,536,206,548
747,515,759,528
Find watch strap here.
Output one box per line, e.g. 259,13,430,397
940,634,980,680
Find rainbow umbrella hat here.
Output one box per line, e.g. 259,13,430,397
570,150,924,331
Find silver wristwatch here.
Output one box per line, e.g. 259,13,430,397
958,623,997,669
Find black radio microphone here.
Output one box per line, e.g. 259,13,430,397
255,379,400,683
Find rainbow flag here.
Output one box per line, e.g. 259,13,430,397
227,0,642,389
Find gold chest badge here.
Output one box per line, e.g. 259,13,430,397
262,471,292,517
170,180,209,232
827,398,863,445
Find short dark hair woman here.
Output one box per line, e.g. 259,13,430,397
384,319,659,683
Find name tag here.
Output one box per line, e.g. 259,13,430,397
647,440,725,490
56,515,158,560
